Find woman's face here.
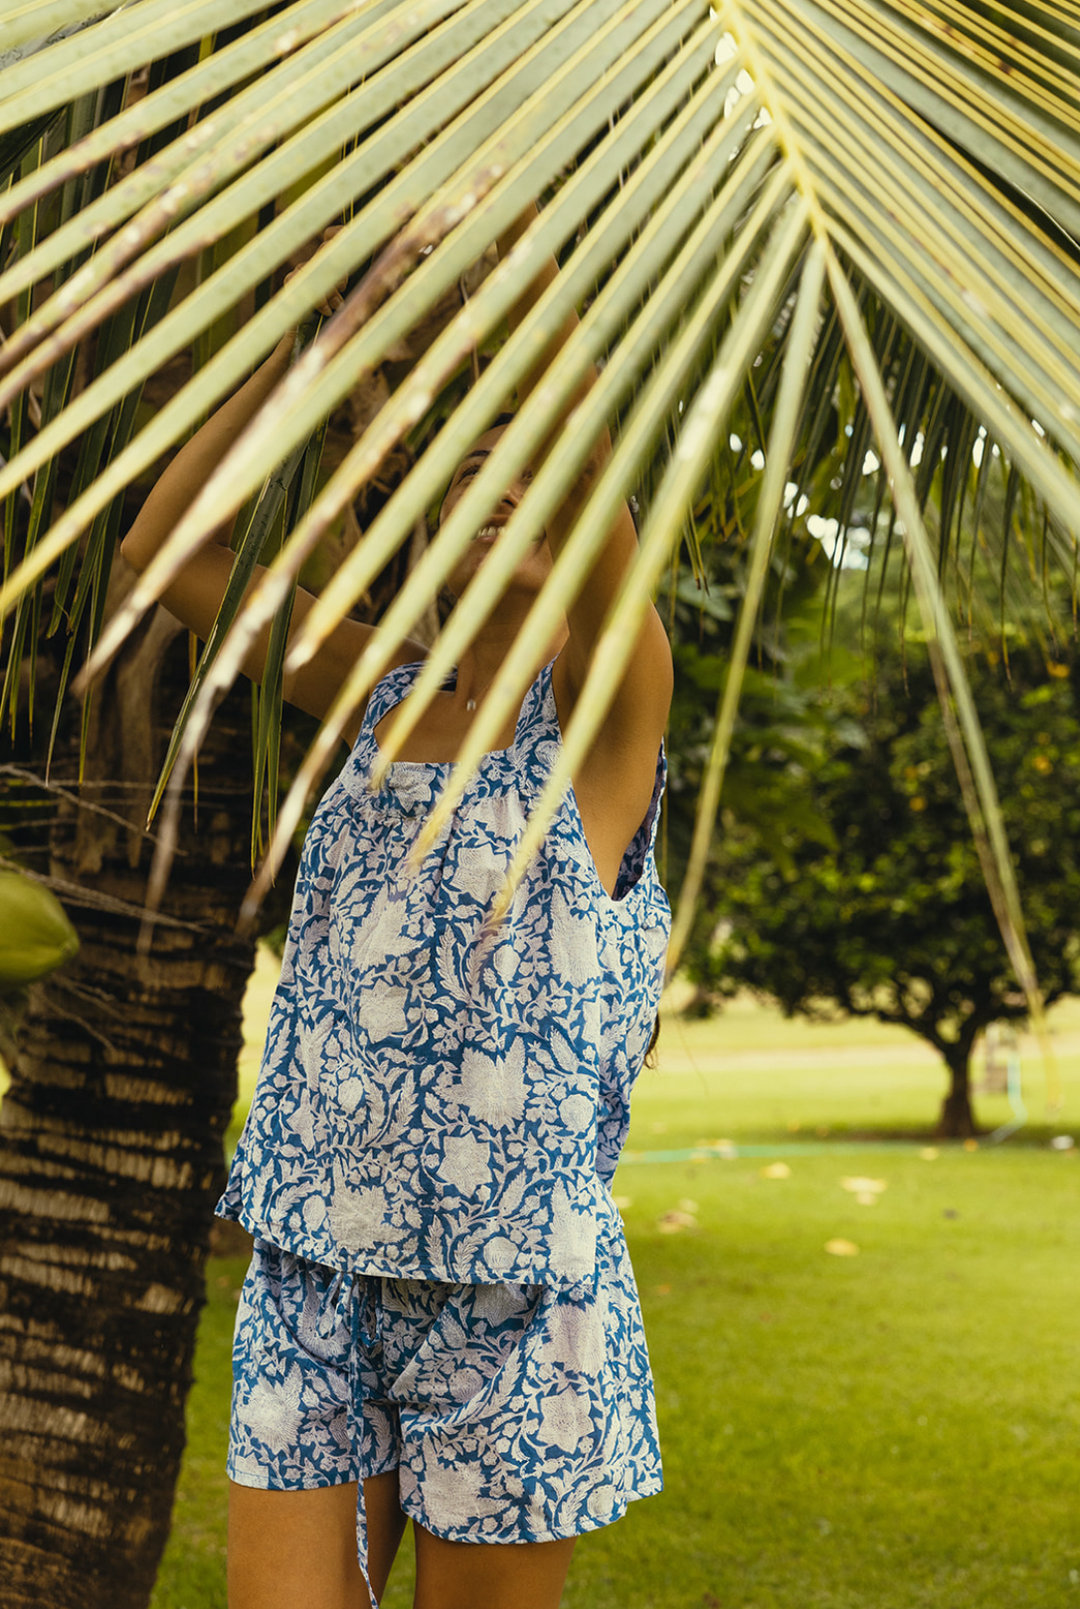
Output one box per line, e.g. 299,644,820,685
439,425,551,601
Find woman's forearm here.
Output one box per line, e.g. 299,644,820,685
496,202,598,427
121,330,296,573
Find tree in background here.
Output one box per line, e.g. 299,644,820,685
658,514,851,1002
692,648,1080,1136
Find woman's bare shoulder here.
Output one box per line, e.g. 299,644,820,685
285,615,431,726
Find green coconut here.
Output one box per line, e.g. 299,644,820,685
0,870,79,988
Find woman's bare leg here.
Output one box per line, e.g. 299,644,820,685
228,1471,407,1609
413,1526,576,1609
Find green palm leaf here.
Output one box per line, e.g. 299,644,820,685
1,0,1078,1040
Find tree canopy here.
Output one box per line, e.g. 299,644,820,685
690,647,1080,1135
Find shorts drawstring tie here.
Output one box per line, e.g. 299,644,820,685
320,1270,383,1608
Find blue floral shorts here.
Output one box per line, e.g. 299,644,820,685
228,1227,663,1547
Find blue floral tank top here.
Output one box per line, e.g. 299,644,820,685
217,658,670,1288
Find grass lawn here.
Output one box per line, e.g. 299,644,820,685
151,957,1080,1608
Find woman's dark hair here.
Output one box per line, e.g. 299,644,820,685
645,1013,661,1068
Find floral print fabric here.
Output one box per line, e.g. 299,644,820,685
228,1228,663,1550
218,658,670,1288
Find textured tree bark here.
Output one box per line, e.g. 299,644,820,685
0,595,259,1608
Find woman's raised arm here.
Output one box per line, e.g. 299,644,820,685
120,248,422,731
496,204,673,845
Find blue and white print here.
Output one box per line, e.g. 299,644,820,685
218,659,671,1289
229,1227,663,1543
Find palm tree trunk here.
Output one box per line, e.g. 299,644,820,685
0,597,260,1608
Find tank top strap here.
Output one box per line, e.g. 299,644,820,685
351,656,558,784
359,660,424,744
511,657,562,784
645,742,667,853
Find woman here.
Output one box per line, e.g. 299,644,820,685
121,207,672,1609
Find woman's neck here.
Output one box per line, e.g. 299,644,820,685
453,621,568,713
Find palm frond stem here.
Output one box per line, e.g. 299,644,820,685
824,239,1053,1089
0,0,385,216
782,0,1080,236
0,0,494,367
667,239,826,972
0,0,278,122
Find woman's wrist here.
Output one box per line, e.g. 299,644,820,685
271,329,299,365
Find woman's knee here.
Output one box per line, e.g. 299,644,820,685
413,1524,576,1609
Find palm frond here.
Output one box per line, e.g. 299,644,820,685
824,244,1053,1077
1,0,272,119
0,0,1078,1012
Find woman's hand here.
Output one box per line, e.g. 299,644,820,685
284,225,347,320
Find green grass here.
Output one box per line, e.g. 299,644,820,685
152,965,1080,1608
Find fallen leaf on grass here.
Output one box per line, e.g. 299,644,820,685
698,1137,739,1159
919,1147,939,1161
658,1209,698,1234
760,1162,792,1180
613,1195,633,1211
678,1197,699,1213
1050,1135,1076,1151
963,1138,979,1151
841,1176,887,1205
825,1238,860,1256
841,1176,886,1194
